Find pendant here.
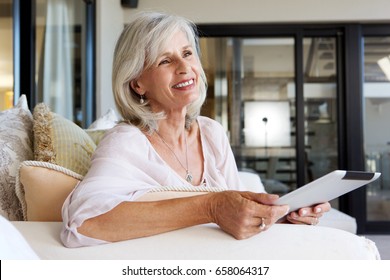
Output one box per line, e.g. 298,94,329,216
185,171,193,183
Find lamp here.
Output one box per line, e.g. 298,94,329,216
244,101,291,148
262,117,268,156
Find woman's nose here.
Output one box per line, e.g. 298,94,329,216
176,59,190,74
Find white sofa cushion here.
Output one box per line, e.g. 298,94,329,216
238,171,266,193
11,221,379,260
317,208,357,233
0,216,39,260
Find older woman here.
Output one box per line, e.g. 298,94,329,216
61,12,330,247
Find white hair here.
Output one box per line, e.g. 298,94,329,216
112,11,207,133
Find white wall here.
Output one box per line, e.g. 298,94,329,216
122,0,390,23
95,0,124,117
96,0,390,116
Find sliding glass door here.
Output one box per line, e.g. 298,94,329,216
199,30,341,197
363,36,390,224
199,23,390,233
303,37,338,191
200,37,296,194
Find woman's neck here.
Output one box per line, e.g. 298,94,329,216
156,119,188,145
155,109,190,143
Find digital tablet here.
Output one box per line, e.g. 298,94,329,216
274,170,381,213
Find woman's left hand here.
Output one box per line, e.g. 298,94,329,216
286,202,331,225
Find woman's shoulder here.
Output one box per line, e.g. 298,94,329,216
104,122,143,138
197,116,224,131
197,116,228,144
97,123,147,150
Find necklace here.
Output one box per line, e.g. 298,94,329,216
155,130,193,183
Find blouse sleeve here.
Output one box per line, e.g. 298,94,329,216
61,124,184,247
61,119,245,247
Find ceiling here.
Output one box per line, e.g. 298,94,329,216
1,1,390,91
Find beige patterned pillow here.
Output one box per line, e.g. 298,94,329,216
85,129,108,145
33,103,96,176
0,95,33,220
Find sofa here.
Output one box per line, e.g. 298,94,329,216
0,95,381,260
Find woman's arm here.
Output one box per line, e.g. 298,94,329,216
78,191,289,241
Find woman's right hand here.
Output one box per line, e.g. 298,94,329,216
207,191,289,240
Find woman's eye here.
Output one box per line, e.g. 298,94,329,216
184,51,192,57
158,59,169,66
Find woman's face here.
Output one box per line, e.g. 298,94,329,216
133,31,201,115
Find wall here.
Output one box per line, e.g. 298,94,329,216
95,0,124,117
123,0,390,24
96,0,390,116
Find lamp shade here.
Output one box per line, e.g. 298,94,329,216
244,101,291,147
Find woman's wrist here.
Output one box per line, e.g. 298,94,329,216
202,192,220,224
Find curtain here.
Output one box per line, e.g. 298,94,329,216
37,0,75,120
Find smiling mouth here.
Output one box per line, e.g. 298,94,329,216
172,79,194,89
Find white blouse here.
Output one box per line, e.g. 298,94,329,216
61,116,244,247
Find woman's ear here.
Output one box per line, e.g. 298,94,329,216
130,80,144,95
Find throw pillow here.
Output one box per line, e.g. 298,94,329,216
87,108,119,130
85,108,119,145
0,95,33,221
33,103,96,176
85,129,108,145
15,161,83,221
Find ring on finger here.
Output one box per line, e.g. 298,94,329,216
311,217,318,226
259,217,266,230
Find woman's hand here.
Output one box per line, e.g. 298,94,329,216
207,191,289,240
285,202,331,225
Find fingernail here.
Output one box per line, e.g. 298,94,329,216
291,212,297,219
301,209,307,216
315,208,322,213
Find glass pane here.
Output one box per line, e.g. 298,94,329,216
303,37,338,185
363,36,390,222
0,0,13,111
36,0,85,125
200,37,296,194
